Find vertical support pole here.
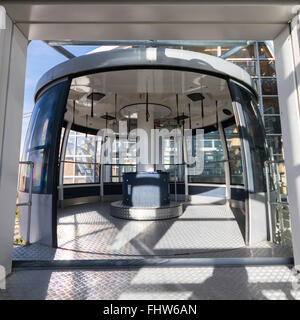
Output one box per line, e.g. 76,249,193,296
254,41,264,121
26,162,34,245
183,132,189,200
274,14,300,268
264,161,274,242
0,15,27,274
219,122,231,203
58,121,71,207
231,94,266,245
136,104,154,172
99,135,105,198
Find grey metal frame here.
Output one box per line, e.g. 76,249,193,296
26,47,268,248
230,98,250,245
218,122,231,202
229,79,268,245
58,121,72,206
17,161,34,245
35,48,253,99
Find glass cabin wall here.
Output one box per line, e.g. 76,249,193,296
183,42,290,245
63,131,101,184
224,124,244,186
188,129,225,184
18,79,70,246
229,80,268,244
62,131,137,184
20,80,70,194
229,80,268,193
61,127,231,186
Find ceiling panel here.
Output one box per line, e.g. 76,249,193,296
3,2,299,40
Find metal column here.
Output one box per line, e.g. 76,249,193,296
58,121,72,207
274,13,300,269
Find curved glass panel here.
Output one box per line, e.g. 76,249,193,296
224,124,244,185
241,87,267,191
188,129,225,184
66,68,233,185
19,80,69,193
230,81,268,192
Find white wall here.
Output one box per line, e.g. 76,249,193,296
0,15,27,275
274,14,300,268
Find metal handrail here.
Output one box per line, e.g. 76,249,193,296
265,160,285,164
16,161,34,245
61,160,188,166
60,160,100,166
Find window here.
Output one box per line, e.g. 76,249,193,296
261,78,278,95
226,45,255,59
63,131,101,184
258,42,273,59
263,97,280,114
224,124,244,185
264,116,282,134
238,86,268,192
188,129,225,184
260,60,276,77
267,135,283,155
204,140,212,148
231,60,256,76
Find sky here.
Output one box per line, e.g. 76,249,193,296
21,41,98,153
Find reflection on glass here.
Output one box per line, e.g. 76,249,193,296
188,129,225,184
63,130,139,184
258,42,273,59
226,45,255,59
63,131,101,184
184,46,218,56
228,60,256,76
20,81,69,193
267,135,283,155
260,60,276,77
110,164,136,183
224,124,244,185
239,86,268,192
261,78,278,95
263,97,280,114
264,116,282,134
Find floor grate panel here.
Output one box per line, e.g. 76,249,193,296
12,202,293,260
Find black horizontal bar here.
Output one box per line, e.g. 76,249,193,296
12,257,294,271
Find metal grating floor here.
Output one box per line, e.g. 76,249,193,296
13,201,293,260
1,265,300,300
57,202,245,256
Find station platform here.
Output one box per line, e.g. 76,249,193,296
7,201,297,300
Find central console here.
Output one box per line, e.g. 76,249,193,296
110,171,182,220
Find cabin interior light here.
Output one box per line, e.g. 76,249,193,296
223,108,232,116
87,92,105,101
187,92,205,102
